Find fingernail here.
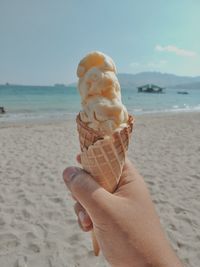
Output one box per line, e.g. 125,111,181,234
63,167,79,183
79,211,87,226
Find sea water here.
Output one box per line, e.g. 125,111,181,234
0,85,200,123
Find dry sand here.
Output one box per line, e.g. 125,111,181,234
0,112,200,267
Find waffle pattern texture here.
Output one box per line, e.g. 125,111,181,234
76,113,134,193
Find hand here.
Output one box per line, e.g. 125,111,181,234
63,157,183,267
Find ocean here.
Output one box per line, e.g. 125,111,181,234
0,85,200,123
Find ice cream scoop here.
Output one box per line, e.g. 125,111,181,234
77,51,128,135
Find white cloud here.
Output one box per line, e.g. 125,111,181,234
155,45,197,57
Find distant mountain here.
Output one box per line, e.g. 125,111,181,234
66,82,77,87
117,72,200,89
2,72,199,89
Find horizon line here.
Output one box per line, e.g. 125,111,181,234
1,71,200,87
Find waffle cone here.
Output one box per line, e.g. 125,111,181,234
76,113,134,193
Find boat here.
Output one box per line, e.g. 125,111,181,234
137,84,164,93
0,107,6,114
177,91,189,95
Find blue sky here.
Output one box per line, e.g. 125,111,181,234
0,0,200,85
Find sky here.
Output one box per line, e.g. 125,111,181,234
0,0,200,85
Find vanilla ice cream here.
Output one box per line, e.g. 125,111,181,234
77,51,128,135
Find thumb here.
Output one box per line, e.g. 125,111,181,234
63,166,112,218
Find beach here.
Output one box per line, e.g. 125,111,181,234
0,112,200,267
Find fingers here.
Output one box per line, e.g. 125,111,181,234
74,202,93,232
63,166,113,219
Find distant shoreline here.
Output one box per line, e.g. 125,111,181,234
0,84,70,88
1,110,200,129
0,84,200,90
1,71,200,89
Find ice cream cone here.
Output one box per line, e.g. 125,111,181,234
76,113,134,255
76,113,134,192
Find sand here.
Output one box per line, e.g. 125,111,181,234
0,112,200,267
